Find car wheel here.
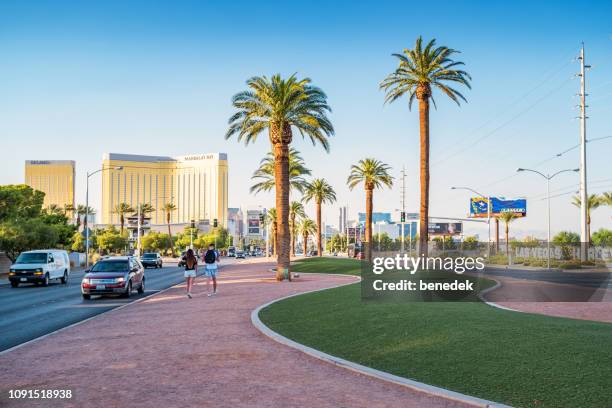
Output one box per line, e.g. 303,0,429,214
121,281,132,298
82,294,91,300
10,281,19,288
42,274,49,286
60,271,68,284
137,278,145,294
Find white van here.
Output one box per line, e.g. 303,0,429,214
8,250,71,288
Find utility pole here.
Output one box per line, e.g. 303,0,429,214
578,43,590,261
400,166,406,253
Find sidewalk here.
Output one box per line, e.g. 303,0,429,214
0,259,471,408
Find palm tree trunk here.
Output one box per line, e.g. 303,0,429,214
272,126,291,281
505,223,509,259
167,215,174,257
290,215,296,257
303,233,308,256
316,200,322,256
120,214,124,235
417,91,430,258
495,218,499,253
272,224,277,256
365,186,373,261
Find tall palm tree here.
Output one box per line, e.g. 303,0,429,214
289,201,306,257
226,74,334,280
498,212,518,258
572,194,601,244
63,203,75,221
113,202,134,235
133,203,155,240
303,178,336,257
75,204,95,231
601,192,612,207
162,202,177,256
251,148,311,195
347,159,393,260
264,208,278,256
299,218,317,256
46,204,63,215
381,36,471,257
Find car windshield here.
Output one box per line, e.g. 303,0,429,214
15,253,48,264
142,254,157,259
90,261,129,272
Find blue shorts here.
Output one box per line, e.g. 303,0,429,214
205,264,218,277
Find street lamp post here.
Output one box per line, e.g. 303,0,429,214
85,166,123,268
516,168,579,269
451,186,491,258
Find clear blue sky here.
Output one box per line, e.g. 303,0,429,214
1,0,611,238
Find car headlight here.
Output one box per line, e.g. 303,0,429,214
115,277,125,283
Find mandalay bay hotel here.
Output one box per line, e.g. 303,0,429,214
101,153,228,231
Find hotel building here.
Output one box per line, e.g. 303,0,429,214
101,153,228,228
24,160,75,209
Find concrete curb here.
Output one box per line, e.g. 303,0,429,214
251,273,513,408
477,278,519,312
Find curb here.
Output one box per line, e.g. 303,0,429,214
251,273,513,408
476,278,519,312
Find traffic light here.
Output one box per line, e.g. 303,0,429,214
190,219,196,229
400,212,406,222
213,218,218,228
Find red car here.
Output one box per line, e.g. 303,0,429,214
81,256,145,300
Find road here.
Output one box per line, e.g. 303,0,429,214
0,259,236,352
484,266,612,290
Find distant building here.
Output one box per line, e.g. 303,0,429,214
246,208,265,239
338,206,347,233
227,208,244,242
25,160,75,209
101,152,228,228
358,212,391,225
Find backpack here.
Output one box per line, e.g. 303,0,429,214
204,249,216,264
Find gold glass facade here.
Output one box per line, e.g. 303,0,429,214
101,153,228,227
24,160,75,209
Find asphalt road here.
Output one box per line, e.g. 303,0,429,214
0,261,232,352
484,266,612,290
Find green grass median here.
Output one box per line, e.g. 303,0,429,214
262,258,612,408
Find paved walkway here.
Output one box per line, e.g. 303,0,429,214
0,259,471,408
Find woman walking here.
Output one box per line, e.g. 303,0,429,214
183,248,198,298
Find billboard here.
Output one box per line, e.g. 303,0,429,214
470,197,527,218
428,222,463,236
246,210,262,235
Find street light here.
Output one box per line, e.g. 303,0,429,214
85,166,123,268
450,186,492,258
516,167,579,269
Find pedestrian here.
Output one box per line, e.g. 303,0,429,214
183,248,198,298
204,243,219,296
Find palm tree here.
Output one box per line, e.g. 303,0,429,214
113,203,134,234
46,204,63,215
303,178,336,257
347,159,393,260
289,201,306,257
599,192,612,207
498,212,518,258
299,218,317,256
381,36,471,257
572,194,601,244
63,203,75,221
75,204,95,231
226,74,334,280
133,203,155,240
251,148,311,195
264,208,278,256
162,202,177,256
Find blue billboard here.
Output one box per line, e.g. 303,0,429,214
470,197,527,218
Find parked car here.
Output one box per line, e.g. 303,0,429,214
235,250,245,259
8,250,71,288
141,252,162,268
81,256,145,300
227,246,236,257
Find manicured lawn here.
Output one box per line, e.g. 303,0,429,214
291,257,362,275
262,258,612,408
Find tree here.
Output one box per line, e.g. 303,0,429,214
162,202,177,256
0,184,45,221
75,204,95,231
141,232,173,253
113,203,134,235
226,74,334,281
289,201,306,257
299,218,317,255
347,158,393,260
552,231,580,245
0,219,59,262
600,192,612,207
63,203,75,220
381,36,471,257
97,227,128,254
250,148,311,195
591,228,612,247
572,194,601,245
498,212,518,258
133,203,155,240
302,178,336,257
264,208,278,256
